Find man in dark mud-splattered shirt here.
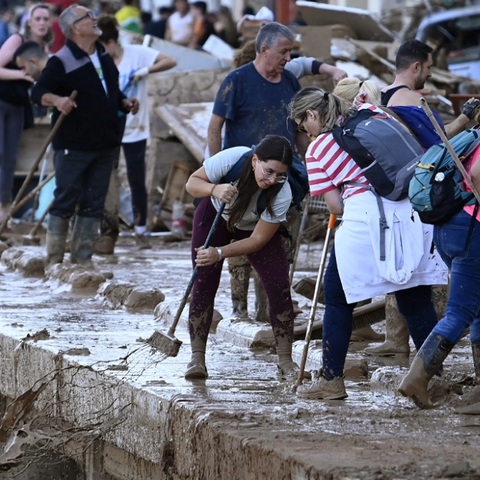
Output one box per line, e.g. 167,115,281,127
207,21,300,154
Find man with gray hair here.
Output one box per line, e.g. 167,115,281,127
31,4,138,268
208,22,299,155
206,22,308,377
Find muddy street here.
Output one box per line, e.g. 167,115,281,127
0,237,479,479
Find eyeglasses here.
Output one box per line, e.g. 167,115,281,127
296,116,308,134
73,10,94,24
256,161,288,183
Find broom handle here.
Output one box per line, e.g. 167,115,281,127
28,199,54,237
168,201,226,337
296,214,336,388
419,98,480,204
0,91,77,235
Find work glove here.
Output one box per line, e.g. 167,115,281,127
132,66,149,84
462,98,480,120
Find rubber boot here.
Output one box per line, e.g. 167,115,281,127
185,351,208,380
45,215,70,267
70,216,101,266
472,342,480,384
364,293,410,357
227,256,251,318
253,271,269,323
455,342,480,414
432,284,448,320
350,324,385,343
398,332,454,409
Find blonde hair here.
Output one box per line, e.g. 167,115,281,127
24,3,53,45
288,87,355,134
333,77,381,107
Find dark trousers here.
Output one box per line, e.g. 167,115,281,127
51,147,117,218
322,247,438,378
123,139,147,227
189,198,294,352
0,99,24,203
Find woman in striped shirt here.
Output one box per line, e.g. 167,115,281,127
288,87,447,401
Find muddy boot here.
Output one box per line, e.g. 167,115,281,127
296,369,347,400
95,235,116,255
185,351,208,380
45,215,70,267
228,256,251,318
70,216,100,266
350,324,385,343
364,293,410,357
472,342,480,384
398,332,454,409
253,272,269,323
432,284,449,320
276,335,310,379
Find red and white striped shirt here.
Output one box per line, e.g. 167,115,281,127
306,103,383,200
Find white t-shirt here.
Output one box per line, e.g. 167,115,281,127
89,51,107,93
203,146,292,231
168,11,194,45
118,44,158,143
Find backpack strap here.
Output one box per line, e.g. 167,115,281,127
348,181,389,261
379,106,416,138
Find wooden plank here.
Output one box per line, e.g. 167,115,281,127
296,0,396,42
291,26,331,59
156,103,213,163
160,162,195,213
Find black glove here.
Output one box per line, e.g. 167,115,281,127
462,98,480,120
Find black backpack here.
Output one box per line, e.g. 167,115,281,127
332,109,424,200
332,109,424,261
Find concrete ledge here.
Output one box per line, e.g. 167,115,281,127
215,317,275,348
46,263,112,290
98,282,165,310
1,246,45,276
292,340,369,379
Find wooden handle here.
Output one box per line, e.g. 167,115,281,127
0,90,77,235
419,98,480,204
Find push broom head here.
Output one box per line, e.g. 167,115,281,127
146,330,182,358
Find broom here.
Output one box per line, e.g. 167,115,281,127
146,201,226,358
293,298,386,340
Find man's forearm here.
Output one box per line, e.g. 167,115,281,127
208,130,222,157
445,114,469,139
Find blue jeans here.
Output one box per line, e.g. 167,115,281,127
322,247,438,379
432,210,480,345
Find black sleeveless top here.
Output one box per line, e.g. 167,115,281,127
381,85,409,107
0,34,32,107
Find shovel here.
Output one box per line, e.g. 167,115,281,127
147,201,227,357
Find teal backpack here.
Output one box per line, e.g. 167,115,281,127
408,128,480,225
